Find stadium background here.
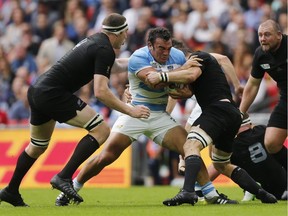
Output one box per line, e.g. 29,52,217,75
0,0,286,188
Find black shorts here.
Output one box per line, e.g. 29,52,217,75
267,97,287,129
192,101,242,153
27,86,87,125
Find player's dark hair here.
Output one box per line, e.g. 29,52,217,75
172,38,191,56
102,13,126,28
147,27,172,46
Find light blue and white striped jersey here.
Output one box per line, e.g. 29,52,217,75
128,46,186,111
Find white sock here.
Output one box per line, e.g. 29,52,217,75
201,181,219,199
73,178,83,192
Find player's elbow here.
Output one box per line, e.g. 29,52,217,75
185,74,196,84
94,86,107,100
218,55,229,65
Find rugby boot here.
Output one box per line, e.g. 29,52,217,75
50,174,83,203
256,189,277,203
205,192,239,204
163,189,198,206
195,190,205,201
281,190,287,200
0,187,29,207
242,190,255,201
55,192,70,206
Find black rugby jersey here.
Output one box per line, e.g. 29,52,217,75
251,34,287,99
189,51,233,110
33,33,115,93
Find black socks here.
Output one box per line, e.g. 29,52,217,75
8,151,36,194
183,155,202,192
58,134,100,179
231,166,261,195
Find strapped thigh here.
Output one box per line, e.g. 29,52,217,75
187,126,212,148
30,137,50,148
83,113,104,131
211,152,231,163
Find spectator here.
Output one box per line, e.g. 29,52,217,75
0,47,15,108
126,14,150,54
217,1,243,30
122,0,146,35
64,0,87,43
20,0,37,22
69,15,90,44
91,0,118,33
31,13,52,48
21,23,40,56
274,0,287,23
8,84,30,124
222,11,254,53
29,0,61,30
183,0,212,50
9,43,38,76
0,0,21,26
36,21,74,68
1,7,26,52
243,0,264,31
172,8,188,42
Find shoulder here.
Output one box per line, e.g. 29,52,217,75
132,46,149,56
170,47,186,58
128,47,151,72
130,47,150,62
194,50,210,58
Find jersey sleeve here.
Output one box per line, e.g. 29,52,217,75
128,49,151,75
93,46,115,78
251,48,265,79
193,51,210,72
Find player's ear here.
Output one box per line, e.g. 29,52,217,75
148,42,153,50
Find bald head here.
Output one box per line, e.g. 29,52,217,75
259,19,281,33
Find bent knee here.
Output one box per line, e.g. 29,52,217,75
213,162,236,177
213,162,226,173
90,122,111,144
26,143,47,158
264,139,284,153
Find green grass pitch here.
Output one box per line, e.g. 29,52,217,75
0,186,287,216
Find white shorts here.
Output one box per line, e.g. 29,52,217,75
187,103,202,126
111,111,180,145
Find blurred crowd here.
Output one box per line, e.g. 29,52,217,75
0,0,286,127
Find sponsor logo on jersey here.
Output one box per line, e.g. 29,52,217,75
106,66,110,74
260,64,270,69
167,65,174,71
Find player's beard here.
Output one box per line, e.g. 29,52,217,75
261,44,270,52
261,42,277,52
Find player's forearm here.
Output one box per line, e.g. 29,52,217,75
94,75,133,116
167,68,199,84
111,58,129,74
95,87,133,116
166,97,177,114
214,54,241,89
239,80,260,113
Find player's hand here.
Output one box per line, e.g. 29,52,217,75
181,55,202,70
168,85,193,99
130,105,150,119
178,155,185,176
122,84,132,103
146,72,161,88
235,85,244,100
